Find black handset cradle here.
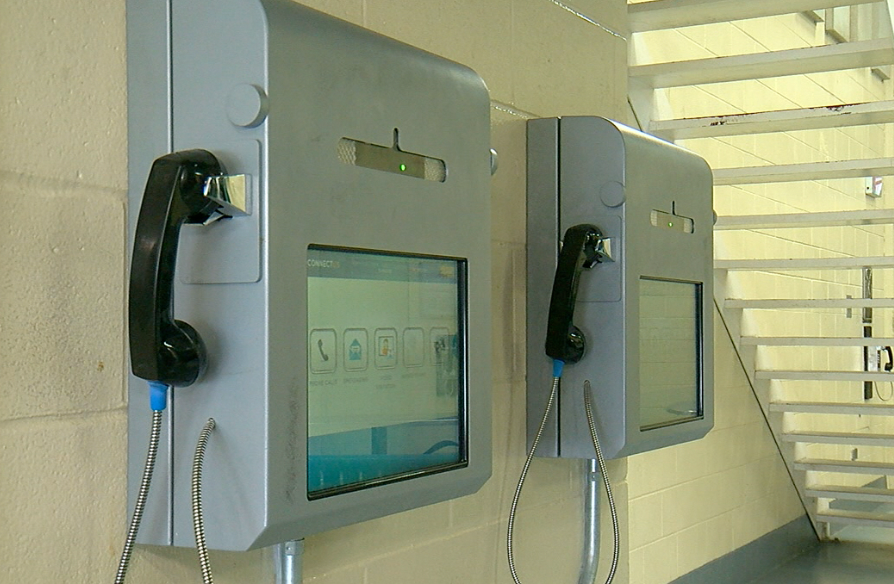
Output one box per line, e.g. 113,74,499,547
545,224,604,364
129,150,226,386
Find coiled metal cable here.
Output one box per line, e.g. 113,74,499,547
583,381,619,584
115,410,163,584
507,375,559,584
192,418,216,584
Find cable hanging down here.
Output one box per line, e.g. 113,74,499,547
507,376,560,584
115,410,163,584
192,418,217,584
506,371,620,584
115,381,168,584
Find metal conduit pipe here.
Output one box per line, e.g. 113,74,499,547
577,459,600,584
275,539,304,584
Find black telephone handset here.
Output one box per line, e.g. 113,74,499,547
129,150,226,387
885,346,893,372
545,224,604,365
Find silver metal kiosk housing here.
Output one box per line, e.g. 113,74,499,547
527,116,713,460
127,0,492,551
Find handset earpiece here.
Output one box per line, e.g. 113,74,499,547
545,224,604,364
129,150,226,387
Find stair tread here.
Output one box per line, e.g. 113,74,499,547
741,337,894,346
715,209,894,230
771,401,894,414
816,509,894,526
651,100,894,140
717,256,894,270
787,431,894,438
783,431,894,446
713,157,894,185
808,484,894,496
725,298,894,308
796,458,894,473
629,0,878,32
630,38,894,88
756,370,894,382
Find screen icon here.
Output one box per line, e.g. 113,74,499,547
309,329,337,373
403,328,424,367
375,328,397,369
344,328,368,372
430,327,449,365
431,328,458,396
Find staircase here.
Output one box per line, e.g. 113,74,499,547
630,0,894,542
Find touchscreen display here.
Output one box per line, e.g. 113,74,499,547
306,246,467,497
639,277,703,430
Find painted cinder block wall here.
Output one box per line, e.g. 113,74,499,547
0,0,811,583
628,7,894,584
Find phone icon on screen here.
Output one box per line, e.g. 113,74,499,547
309,329,337,373
318,338,330,361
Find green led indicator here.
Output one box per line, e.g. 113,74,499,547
399,163,407,172
668,222,674,227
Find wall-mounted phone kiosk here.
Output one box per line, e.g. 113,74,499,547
526,117,713,459
126,0,491,552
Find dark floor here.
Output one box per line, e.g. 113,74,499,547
749,541,894,584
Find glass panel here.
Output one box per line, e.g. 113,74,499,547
639,278,702,430
306,246,466,497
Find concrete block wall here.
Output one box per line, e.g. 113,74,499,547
627,309,804,584
628,8,894,580
1,0,646,582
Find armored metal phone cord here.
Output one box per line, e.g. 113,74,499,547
506,370,619,584
506,375,559,584
874,381,894,402
583,380,619,584
192,418,217,584
115,408,163,584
